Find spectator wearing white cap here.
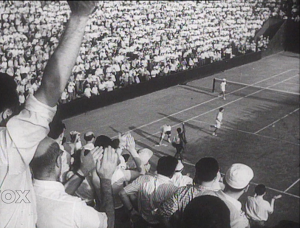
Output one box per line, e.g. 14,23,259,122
171,160,193,187
206,163,254,228
83,131,95,151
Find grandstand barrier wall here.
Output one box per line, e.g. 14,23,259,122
262,19,286,57
57,51,262,119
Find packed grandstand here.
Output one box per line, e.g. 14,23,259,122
1,0,298,105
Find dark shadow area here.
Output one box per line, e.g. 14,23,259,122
177,84,216,96
129,126,160,145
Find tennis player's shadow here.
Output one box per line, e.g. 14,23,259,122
158,112,213,136
128,126,159,145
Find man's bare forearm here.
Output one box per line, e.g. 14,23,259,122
100,178,115,228
35,14,89,107
64,173,84,195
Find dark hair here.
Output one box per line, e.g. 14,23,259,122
255,184,266,196
48,116,66,140
156,156,178,178
94,135,112,148
0,73,19,114
70,149,82,173
30,141,61,178
194,157,219,184
219,107,224,112
182,195,230,228
177,128,182,133
111,138,120,149
84,133,95,142
122,154,130,162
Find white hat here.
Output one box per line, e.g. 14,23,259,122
138,148,153,165
223,78,226,81
225,163,254,189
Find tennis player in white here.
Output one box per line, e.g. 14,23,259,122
211,107,224,136
218,78,227,100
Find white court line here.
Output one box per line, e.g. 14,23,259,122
254,108,299,134
190,119,300,146
111,69,298,139
284,179,300,193
215,74,300,96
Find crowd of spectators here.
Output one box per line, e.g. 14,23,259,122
1,1,299,228
3,0,298,105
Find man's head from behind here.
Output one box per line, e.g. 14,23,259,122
182,195,230,228
0,73,19,125
156,156,178,178
255,184,266,196
194,157,220,184
224,163,254,193
30,137,63,180
84,131,95,143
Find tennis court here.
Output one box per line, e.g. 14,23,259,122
64,51,299,226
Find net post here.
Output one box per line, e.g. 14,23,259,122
212,78,216,93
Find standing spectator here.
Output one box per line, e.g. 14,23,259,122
0,2,100,227
83,131,95,151
31,139,117,228
246,184,282,228
157,157,223,228
119,156,179,228
206,163,254,228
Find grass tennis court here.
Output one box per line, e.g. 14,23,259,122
64,51,299,226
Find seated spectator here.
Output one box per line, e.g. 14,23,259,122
182,195,231,228
83,83,92,98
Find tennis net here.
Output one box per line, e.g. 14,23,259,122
212,77,299,97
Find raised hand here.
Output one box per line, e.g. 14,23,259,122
80,146,103,176
126,134,136,152
96,146,118,179
67,1,99,17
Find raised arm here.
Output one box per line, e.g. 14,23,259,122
35,1,98,107
96,146,118,228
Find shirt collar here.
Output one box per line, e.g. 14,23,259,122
221,191,242,210
33,179,65,192
156,174,172,183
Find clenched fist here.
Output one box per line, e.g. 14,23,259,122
67,1,99,17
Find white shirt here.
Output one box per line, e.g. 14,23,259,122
33,179,107,228
246,196,273,221
0,95,56,228
220,81,226,92
124,174,178,224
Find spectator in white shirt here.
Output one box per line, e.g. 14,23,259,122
0,2,100,227
31,138,118,228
